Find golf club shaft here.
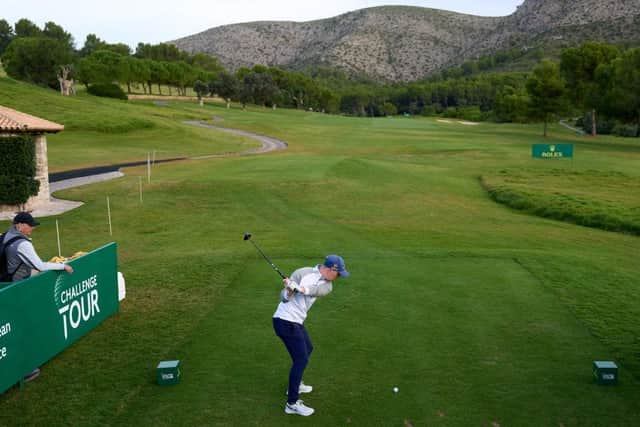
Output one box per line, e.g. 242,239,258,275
249,240,286,279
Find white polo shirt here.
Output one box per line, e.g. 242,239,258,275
273,266,333,324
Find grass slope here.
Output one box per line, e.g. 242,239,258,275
481,169,640,235
0,78,261,171
1,77,639,426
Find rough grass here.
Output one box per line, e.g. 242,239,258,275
481,169,640,235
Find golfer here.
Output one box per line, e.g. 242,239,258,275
273,254,349,416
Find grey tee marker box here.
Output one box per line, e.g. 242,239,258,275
157,360,181,385
593,361,618,385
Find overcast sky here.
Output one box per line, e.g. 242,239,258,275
3,1,524,49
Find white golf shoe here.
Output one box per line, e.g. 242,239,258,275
285,400,314,416
299,382,313,393
285,382,313,395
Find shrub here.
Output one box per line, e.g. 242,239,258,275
420,105,439,116
382,102,397,116
611,122,639,138
0,135,40,205
580,112,616,135
442,107,459,118
458,106,484,122
87,83,128,100
441,106,484,122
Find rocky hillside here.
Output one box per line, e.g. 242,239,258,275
171,0,640,81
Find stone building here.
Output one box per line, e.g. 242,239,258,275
0,105,65,216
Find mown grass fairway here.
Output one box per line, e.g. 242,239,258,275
1,78,639,426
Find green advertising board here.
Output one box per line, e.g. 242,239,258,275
532,143,574,158
0,242,119,394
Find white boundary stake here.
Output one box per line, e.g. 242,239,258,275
139,176,143,203
147,153,151,183
55,219,62,257
107,196,113,236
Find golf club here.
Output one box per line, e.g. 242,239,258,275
243,232,286,279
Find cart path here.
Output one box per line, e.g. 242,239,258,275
182,121,287,159
559,119,586,135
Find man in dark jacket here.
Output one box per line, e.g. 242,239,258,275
2,212,73,381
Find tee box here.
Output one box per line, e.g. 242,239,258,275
593,361,618,385
157,360,181,385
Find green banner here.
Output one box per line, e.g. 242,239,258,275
0,242,119,393
532,143,574,158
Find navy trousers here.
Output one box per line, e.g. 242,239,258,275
273,317,314,403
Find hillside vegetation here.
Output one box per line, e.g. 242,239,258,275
171,0,640,81
3,17,639,137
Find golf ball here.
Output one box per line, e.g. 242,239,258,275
393,387,399,393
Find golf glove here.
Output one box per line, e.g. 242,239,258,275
286,281,301,294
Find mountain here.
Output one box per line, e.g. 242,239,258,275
170,0,640,81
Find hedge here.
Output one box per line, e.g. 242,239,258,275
0,134,40,205
87,83,128,100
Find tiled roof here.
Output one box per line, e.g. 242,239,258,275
0,105,64,133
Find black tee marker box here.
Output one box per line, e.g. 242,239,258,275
157,360,181,385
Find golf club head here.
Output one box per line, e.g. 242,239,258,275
243,232,252,241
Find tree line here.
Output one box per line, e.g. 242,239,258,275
1,18,638,136
0,18,225,96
